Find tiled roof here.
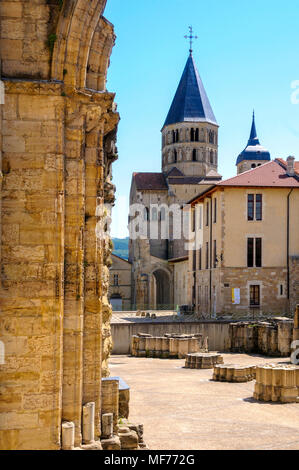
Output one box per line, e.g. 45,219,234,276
276,158,299,175
168,176,203,185
133,172,168,191
220,160,299,187
163,54,217,128
167,167,184,177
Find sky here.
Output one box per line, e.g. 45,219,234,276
104,0,299,238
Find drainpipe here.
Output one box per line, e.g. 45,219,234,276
287,189,294,302
209,196,213,318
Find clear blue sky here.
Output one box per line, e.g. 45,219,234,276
104,0,299,238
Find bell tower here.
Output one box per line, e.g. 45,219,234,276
161,30,218,177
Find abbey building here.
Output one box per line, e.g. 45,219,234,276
128,51,299,316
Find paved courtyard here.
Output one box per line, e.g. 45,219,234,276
109,353,299,450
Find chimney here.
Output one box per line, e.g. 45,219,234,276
286,156,295,176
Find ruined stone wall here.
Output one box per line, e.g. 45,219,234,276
0,0,119,450
290,256,299,315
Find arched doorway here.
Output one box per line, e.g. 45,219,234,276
152,269,171,310
110,294,123,311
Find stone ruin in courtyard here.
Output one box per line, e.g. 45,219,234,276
227,317,295,357
185,352,224,370
131,332,208,359
213,364,256,383
254,364,299,403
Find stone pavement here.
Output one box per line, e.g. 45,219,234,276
109,353,299,450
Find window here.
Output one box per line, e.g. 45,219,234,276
206,242,209,269
144,207,149,221
175,129,179,143
248,194,263,221
247,238,262,267
198,247,202,270
113,274,119,286
213,198,217,223
152,207,158,221
191,128,195,142
248,195,254,221
280,285,284,296
192,208,196,232
210,151,214,164
256,194,262,221
174,149,177,163
195,128,199,142
250,285,260,307
213,240,217,268
255,238,262,267
192,149,197,162
172,130,175,143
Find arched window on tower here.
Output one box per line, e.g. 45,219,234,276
192,149,197,162
210,150,214,164
175,129,179,143
209,130,214,144
172,130,176,143
195,129,199,142
152,207,158,221
251,164,256,169
191,128,195,142
144,207,149,221
174,149,178,163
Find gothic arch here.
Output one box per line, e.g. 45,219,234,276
51,0,114,90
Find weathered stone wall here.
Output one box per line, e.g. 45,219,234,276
290,256,299,315
0,0,119,450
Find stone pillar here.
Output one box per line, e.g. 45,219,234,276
101,413,113,439
82,402,95,444
62,422,75,451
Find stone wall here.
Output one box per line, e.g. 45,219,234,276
290,256,299,315
0,0,119,450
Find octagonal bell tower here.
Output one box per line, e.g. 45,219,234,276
162,52,219,177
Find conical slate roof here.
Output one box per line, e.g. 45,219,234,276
163,54,217,128
236,113,271,165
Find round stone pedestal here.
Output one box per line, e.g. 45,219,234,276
213,364,256,382
185,352,224,369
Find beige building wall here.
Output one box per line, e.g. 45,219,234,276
171,259,189,308
193,185,299,317
109,254,132,311
0,0,119,450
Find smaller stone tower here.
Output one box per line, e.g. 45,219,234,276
236,112,271,174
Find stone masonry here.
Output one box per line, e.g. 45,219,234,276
0,0,119,450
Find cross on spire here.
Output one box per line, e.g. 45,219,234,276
184,26,198,54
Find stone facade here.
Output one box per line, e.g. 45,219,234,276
190,179,299,318
0,0,119,450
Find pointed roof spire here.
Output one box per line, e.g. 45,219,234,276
248,110,260,145
163,54,217,128
236,112,271,165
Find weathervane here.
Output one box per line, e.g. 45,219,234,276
184,26,198,54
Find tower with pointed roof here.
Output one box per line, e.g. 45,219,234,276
161,52,219,177
236,112,271,174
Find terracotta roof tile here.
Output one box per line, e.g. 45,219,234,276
219,160,299,188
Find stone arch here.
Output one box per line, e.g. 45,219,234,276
151,268,172,310
51,0,113,89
